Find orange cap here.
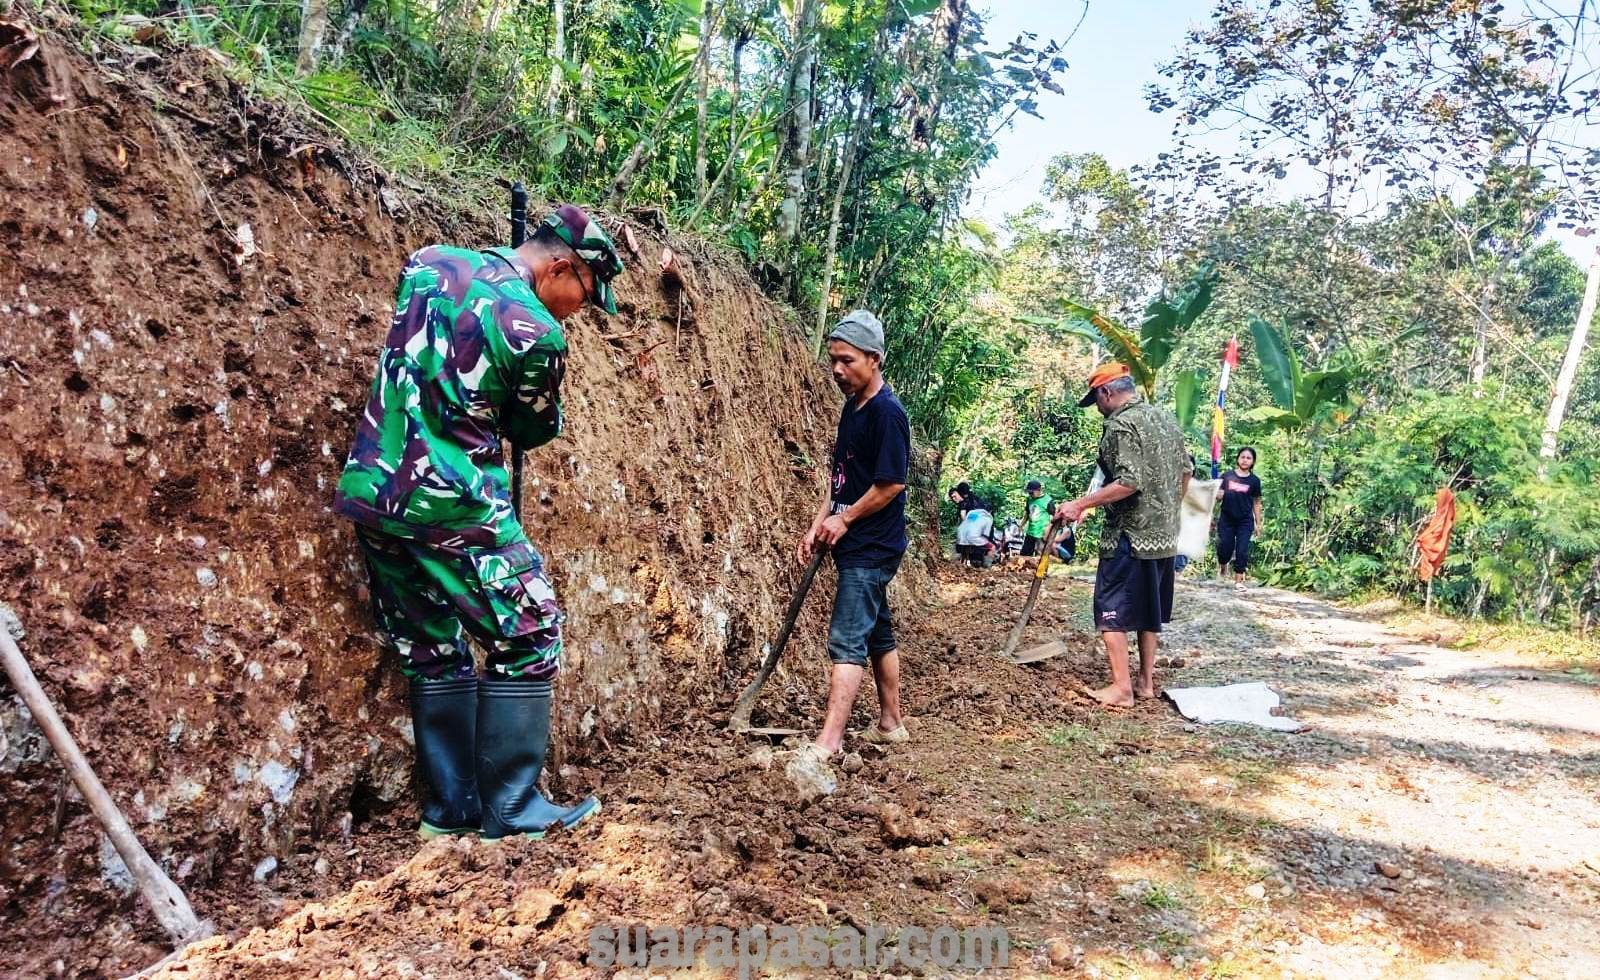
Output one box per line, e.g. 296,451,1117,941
1077,362,1131,406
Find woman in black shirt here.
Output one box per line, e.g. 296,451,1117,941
1216,447,1263,589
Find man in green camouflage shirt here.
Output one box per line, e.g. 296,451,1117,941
1055,363,1191,708
333,204,623,840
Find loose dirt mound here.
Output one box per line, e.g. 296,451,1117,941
0,20,899,974
147,566,1098,979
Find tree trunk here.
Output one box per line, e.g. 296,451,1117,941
813,94,871,353
545,0,565,117
605,73,695,210
1469,315,1488,393
906,0,967,147
296,0,330,74
693,0,717,205
689,107,762,226
723,29,748,217
1539,247,1600,464
446,0,508,141
326,0,369,62
779,0,820,302
724,130,786,231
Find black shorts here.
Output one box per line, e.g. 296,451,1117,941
1020,535,1043,557
1093,533,1175,633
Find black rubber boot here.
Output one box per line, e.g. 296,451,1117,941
408,676,482,838
477,678,601,841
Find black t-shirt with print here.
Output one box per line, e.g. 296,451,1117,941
1219,469,1261,524
830,385,911,569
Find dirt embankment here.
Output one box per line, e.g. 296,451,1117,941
0,22,896,973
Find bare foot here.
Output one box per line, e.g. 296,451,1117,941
1088,684,1135,708
1135,683,1158,700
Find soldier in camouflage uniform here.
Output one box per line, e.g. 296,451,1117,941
1055,363,1191,708
333,204,623,840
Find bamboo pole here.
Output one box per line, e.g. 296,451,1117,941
0,620,208,945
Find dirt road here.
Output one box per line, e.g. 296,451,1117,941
113,570,1600,977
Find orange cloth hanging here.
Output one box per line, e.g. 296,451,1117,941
1415,487,1457,582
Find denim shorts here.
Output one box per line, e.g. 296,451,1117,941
826,561,900,667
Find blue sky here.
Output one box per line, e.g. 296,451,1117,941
970,0,1595,261
970,0,1202,222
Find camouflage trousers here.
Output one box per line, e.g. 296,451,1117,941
354,526,563,681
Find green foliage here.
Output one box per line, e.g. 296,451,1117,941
1242,316,1357,431
1249,390,1600,624
1172,369,1202,432
1139,260,1218,372
1023,260,1220,399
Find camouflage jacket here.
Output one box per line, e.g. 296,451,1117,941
333,246,565,548
1096,393,1189,559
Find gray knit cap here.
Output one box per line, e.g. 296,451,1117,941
828,309,886,360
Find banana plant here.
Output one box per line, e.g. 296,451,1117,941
1241,315,1359,431
1018,260,1220,399
1172,367,1203,431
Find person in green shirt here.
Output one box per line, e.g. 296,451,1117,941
1021,479,1054,557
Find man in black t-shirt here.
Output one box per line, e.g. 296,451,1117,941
798,310,912,755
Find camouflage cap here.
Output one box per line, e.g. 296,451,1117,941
543,204,624,315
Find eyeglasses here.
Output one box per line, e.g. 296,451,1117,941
563,242,600,307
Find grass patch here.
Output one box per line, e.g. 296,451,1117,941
1386,612,1600,666
1196,838,1272,880
1045,723,1093,747
1153,928,1193,954
1204,956,1245,978
1142,882,1186,911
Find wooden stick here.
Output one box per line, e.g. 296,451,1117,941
728,547,826,731
0,621,208,945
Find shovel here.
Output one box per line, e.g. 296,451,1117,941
1000,520,1064,660
728,546,827,733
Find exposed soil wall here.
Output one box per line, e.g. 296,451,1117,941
0,25,920,973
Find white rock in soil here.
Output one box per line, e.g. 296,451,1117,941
98,835,134,895
257,761,299,805
253,856,279,882
782,747,838,803
0,603,25,641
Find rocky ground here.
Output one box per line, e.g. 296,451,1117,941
110,564,1600,979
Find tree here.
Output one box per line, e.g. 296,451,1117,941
1541,246,1600,461
778,0,820,302
1019,260,1221,399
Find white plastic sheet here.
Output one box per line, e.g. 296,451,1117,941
1165,681,1304,732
